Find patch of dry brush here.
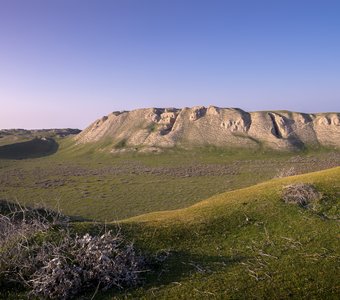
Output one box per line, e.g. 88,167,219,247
282,183,321,207
0,202,144,299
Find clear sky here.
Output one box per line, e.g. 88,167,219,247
1,0,339,129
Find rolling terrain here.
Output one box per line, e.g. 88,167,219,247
0,115,339,299
0,138,339,221
102,166,339,299
0,128,80,146
1,163,339,299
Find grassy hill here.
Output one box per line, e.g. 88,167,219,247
0,138,59,159
0,129,80,147
93,166,339,299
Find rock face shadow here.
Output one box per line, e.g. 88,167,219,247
0,138,59,159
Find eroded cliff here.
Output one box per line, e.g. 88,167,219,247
75,107,340,151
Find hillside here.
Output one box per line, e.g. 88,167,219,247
0,128,80,146
76,107,340,151
100,166,339,299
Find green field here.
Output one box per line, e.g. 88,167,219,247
0,135,339,299
0,137,339,221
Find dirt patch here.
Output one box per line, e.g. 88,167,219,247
34,179,67,188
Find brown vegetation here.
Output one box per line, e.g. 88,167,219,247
0,202,145,299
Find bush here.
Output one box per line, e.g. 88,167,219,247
30,231,144,299
0,202,67,286
0,202,145,299
275,166,297,178
281,183,321,207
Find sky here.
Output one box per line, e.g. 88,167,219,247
0,0,340,129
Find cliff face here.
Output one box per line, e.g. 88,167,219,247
75,106,340,151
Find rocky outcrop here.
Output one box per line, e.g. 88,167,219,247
75,107,340,151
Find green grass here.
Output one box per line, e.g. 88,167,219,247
0,138,339,221
92,167,339,299
0,136,339,299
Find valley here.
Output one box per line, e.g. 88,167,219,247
0,137,339,221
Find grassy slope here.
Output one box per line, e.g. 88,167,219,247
91,167,340,299
0,138,58,159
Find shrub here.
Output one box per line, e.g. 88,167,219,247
275,166,297,178
114,139,127,149
0,202,67,286
0,202,145,299
281,183,321,207
29,231,144,299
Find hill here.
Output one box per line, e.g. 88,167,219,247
0,137,58,159
0,129,80,159
98,166,339,299
76,107,340,151
0,128,80,146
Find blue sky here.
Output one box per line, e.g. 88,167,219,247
0,0,339,129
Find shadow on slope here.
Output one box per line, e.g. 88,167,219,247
146,250,244,285
0,138,59,159
96,250,244,299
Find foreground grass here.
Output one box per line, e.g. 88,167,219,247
88,166,339,299
1,162,339,298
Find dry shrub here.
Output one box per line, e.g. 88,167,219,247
30,231,144,299
0,201,67,286
0,201,145,299
275,166,297,178
281,183,321,207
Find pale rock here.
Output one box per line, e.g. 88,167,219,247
75,107,340,151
